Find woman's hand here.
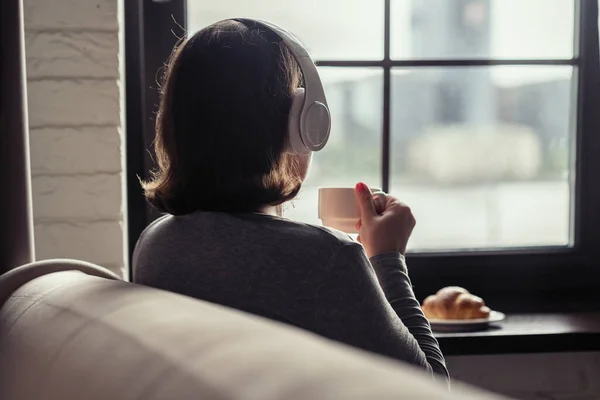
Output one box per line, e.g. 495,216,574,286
354,182,416,258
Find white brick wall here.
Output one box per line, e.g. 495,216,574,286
448,352,600,400
24,0,125,277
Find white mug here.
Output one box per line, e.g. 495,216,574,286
318,187,386,233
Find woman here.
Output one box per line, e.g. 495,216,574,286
133,19,449,380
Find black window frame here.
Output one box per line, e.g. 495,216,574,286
125,0,600,310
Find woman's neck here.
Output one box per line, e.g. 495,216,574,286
257,204,283,217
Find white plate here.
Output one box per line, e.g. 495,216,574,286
428,311,506,333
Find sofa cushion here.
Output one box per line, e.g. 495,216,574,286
0,258,120,305
0,264,509,400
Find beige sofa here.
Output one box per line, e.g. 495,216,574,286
0,259,510,400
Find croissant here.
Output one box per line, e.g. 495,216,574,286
422,286,491,320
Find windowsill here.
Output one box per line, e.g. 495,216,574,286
436,312,600,356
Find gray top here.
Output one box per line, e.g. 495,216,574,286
133,212,449,380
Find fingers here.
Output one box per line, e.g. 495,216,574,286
355,219,362,231
384,199,417,230
373,195,384,214
354,182,377,221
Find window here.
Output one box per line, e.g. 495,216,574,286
126,1,600,307
187,0,576,251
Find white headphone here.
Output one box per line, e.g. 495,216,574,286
232,18,331,155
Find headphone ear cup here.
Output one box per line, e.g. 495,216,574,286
288,88,310,155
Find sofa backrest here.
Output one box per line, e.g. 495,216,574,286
0,260,510,400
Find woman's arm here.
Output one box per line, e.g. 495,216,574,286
369,251,448,378
304,242,449,381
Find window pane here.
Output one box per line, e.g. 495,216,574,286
391,0,576,60
391,66,574,250
284,68,383,224
187,1,384,60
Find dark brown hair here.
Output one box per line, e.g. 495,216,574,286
142,19,304,215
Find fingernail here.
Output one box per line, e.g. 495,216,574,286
355,182,368,193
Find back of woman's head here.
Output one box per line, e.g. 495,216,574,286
142,19,304,215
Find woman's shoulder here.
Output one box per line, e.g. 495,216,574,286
296,221,356,245
137,210,352,234
133,212,359,263
137,214,171,241
272,218,365,259
131,214,171,260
